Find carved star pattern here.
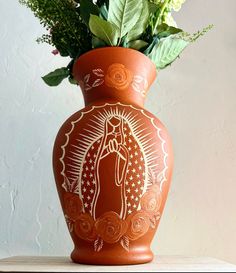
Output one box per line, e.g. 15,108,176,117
81,139,100,213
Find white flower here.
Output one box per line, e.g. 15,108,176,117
163,13,177,27
170,0,186,11
149,0,186,11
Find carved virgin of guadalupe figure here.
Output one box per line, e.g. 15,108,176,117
80,115,147,220
93,116,129,219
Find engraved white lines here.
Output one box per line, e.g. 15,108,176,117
68,129,100,179
156,127,168,191
62,176,80,195
59,102,169,216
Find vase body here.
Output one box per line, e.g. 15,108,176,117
53,47,173,265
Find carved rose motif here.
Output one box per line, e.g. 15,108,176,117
95,212,127,244
141,186,162,215
126,211,150,241
63,192,82,221
74,213,96,242
105,64,133,90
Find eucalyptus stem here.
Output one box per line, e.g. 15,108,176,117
152,0,171,35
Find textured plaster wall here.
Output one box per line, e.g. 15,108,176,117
0,0,236,265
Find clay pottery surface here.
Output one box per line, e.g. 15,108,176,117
53,47,173,265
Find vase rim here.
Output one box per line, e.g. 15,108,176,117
76,47,156,74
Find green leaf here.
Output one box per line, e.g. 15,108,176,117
108,0,143,38
127,0,149,42
92,36,107,48
68,76,78,85
144,36,159,55
157,23,183,39
121,35,129,48
100,4,108,20
42,68,70,87
148,35,189,69
80,0,99,26
127,40,148,50
89,14,119,46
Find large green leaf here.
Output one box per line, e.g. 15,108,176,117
42,68,70,87
148,36,189,69
127,0,149,42
89,15,119,46
108,0,143,38
80,0,99,26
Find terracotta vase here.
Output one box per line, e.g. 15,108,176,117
53,47,173,265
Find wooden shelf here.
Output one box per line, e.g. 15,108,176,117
0,256,235,272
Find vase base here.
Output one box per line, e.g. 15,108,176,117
71,246,154,265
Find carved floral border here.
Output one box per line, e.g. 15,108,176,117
62,172,162,253
79,63,148,97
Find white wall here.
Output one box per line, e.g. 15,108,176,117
0,0,235,265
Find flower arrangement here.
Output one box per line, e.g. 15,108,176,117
19,0,212,87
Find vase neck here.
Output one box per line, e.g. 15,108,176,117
73,47,157,108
